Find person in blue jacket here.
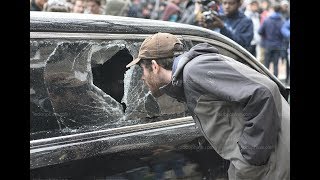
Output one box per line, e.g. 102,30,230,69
200,0,254,51
258,2,284,78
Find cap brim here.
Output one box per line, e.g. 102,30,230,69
126,57,141,68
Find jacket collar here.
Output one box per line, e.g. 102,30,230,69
159,55,186,102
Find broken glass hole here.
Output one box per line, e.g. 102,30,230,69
91,49,132,112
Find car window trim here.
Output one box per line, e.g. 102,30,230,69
31,116,194,149
30,122,199,169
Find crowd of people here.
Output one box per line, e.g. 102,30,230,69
30,0,290,85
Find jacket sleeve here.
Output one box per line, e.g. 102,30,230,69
186,57,281,166
281,19,290,39
220,18,254,48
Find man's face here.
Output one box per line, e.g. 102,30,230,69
222,0,241,17
250,2,259,12
140,63,164,98
86,1,100,14
73,0,85,13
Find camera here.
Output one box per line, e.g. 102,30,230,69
197,0,220,24
202,9,219,24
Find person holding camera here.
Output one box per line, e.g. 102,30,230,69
200,0,254,52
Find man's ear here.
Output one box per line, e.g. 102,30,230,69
151,60,160,74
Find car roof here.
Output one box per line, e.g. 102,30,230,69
30,12,227,41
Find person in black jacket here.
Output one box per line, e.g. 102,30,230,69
126,32,290,180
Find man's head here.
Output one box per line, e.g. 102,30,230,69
260,0,270,10
72,0,85,13
221,0,242,17
247,0,259,12
280,0,289,12
271,2,282,13
126,33,184,97
85,0,101,14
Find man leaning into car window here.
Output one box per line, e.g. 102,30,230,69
125,32,290,180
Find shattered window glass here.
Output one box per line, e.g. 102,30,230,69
30,38,189,140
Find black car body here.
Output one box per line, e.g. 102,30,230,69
30,12,289,179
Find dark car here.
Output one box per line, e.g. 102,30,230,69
30,12,290,179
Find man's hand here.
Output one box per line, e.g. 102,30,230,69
198,14,224,29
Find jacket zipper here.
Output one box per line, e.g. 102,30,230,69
193,112,220,153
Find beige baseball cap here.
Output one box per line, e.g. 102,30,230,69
126,32,183,68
